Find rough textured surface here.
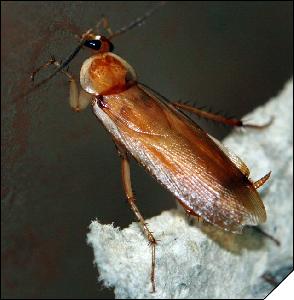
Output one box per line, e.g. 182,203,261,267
87,80,293,299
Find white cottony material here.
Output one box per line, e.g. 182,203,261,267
87,79,293,299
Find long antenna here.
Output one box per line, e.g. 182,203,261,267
18,36,88,99
109,1,166,40
25,2,166,97
31,40,85,90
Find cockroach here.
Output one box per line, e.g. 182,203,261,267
29,3,273,293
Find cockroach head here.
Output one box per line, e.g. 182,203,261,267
82,33,114,53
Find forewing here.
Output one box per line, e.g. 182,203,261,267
102,84,266,233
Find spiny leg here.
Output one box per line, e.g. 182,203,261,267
31,57,74,83
30,56,56,82
28,28,93,95
172,102,273,129
29,54,73,84
117,144,157,293
52,60,92,112
31,57,91,111
30,20,82,81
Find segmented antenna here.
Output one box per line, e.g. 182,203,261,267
25,3,166,98
109,1,166,39
30,40,85,90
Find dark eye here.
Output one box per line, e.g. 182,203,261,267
84,40,102,50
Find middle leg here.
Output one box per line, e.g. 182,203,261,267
117,143,157,293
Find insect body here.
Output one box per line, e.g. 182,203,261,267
75,34,270,291
31,12,271,292
78,39,268,234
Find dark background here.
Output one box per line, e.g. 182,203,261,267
2,1,293,299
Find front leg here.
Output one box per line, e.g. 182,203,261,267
68,75,92,112
51,59,92,112
31,57,92,112
116,143,157,293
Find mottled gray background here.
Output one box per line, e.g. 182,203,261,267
1,1,293,299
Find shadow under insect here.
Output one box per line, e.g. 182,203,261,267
176,208,269,255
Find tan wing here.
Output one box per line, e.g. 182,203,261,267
208,134,250,177
101,84,266,233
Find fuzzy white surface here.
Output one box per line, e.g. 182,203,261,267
87,79,293,299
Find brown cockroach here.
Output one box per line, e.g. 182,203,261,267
30,4,272,293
